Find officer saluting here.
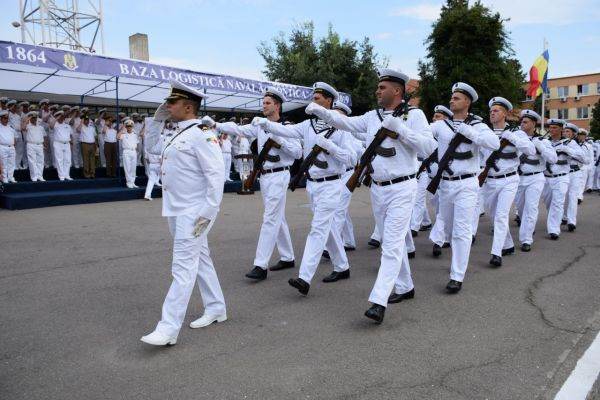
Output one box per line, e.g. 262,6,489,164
141,80,227,346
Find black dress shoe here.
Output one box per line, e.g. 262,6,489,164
407,251,416,259
419,224,432,231
586,189,592,193
567,223,576,232
245,266,267,280
577,199,582,205
344,245,356,251
288,278,310,295
322,269,350,283
388,288,415,304
322,250,331,259
472,235,476,245
269,260,295,271
442,242,450,248
561,219,567,226
520,243,531,252
432,244,442,257
368,239,381,248
549,233,559,240
489,255,502,267
515,215,521,226
501,247,515,256
364,304,385,324
411,229,418,238
446,280,462,294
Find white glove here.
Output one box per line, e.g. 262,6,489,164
316,135,335,153
305,102,327,117
154,102,169,122
200,115,215,127
251,117,268,128
381,115,404,136
457,123,476,140
501,130,516,144
533,139,543,153
193,216,210,238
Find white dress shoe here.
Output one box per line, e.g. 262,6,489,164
65,177,73,181
38,177,46,182
189,313,227,329
140,331,177,346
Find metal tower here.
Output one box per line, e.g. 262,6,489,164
17,0,105,54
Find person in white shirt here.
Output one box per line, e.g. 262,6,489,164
69,106,83,169
0,110,17,183
96,109,107,168
49,111,73,181
22,111,47,182
143,124,163,201
561,123,591,231
219,133,233,182
140,80,226,347
118,120,139,188
7,100,24,170
18,101,30,170
38,100,53,168
77,114,97,178
102,115,118,178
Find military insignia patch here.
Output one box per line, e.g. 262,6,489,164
206,137,218,144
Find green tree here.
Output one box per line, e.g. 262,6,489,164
258,22,386,115
589,100,600,139
417,0,525,119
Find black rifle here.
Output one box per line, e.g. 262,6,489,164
243,137,281,191
417,149,437,178
289,124,336,192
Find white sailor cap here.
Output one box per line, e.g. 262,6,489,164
312,82,339,101
124,119,134,127
130,112,139,117
19,101,30,107
27,110,38,118
140,113,148,118
488,96,513,111
6,99,17,106
49,104,59,110
53,110,64,117
520,109,541,122
98,108,107,114
377,67,410,85
547,118,565,126
564,122,579,133
165,79,208,103
0,97,8,102
81,107,89,113
62,105,71,110
118,112,126,117
333,101,352,115
452,82,478,103
39,99,49,105
71,106,80,111
578,128,588,135
264,86,287,103
434,105,453,118
0,110,8,117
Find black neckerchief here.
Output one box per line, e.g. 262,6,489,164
309,117,336,136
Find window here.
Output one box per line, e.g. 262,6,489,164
597,82,600,94
577,107,589,119
558,108,569,119
577,84,589,95
557,86,569,97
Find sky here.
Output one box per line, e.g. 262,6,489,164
1,0,599,82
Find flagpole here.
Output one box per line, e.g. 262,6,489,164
541,38,548,135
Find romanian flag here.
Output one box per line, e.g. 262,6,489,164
527,50,549,99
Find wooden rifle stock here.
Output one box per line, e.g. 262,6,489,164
477,138,511,187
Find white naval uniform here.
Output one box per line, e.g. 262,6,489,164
120,132,138,186
431,117,499,282
52,122,72,179
0,123,16,183
134,121,144,166
339,136,365,248
411,161,433,232
264,117,354,284
41,110,53,168
542,138,583,235
594,141,600,190
97,119,106,168
144,135,163,200
515,135,557,245
70,117,82,168
220,136,233,181
8,111,25,169
583,139,595,193
154,119,226,338
427,158,447,246
481,126,535,256
218,121,302,270
563,139,591,226
24,122,47,181
314,105,436,305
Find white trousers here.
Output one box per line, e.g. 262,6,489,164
471,185,483,237
26,143,44,181
368,178,417,306
438,177,478,282
515,173,545,245
327,169,356,251
0,145,16,182
53,141,71,179
71,140,82,168
222,152,232,181
410,173,432,230
15,135,26,169
595,164,600,190
253,170,294,268
482,174,519,256
542,175,569,235
584,166,594,191
137,139,144,166
122,149,137,185
298,179,349,283
155,214,226,337
564,170,584,225
144,162,161,199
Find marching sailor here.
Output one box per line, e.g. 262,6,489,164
254,82,355,295
561,123,591,231
481,97,535,267
514,110,557,251
141,80,226,346
305,69,435,323
215,87,302,280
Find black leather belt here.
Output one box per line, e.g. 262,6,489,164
345,167,354,172
261,166,290,174
487,171,518,179
570,165,580,172
307,174,341,182
545,172,568,178
372,174,416,186
441,173,476,181
520,171,542,176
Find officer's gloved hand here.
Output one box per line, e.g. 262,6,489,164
305,102,326,117
200,116,215,128
316,135,335,154
501,130,516,144
251,117,268,128
457,123,477,141
193,217,210,238
381,115,405,137
154,102,169,122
